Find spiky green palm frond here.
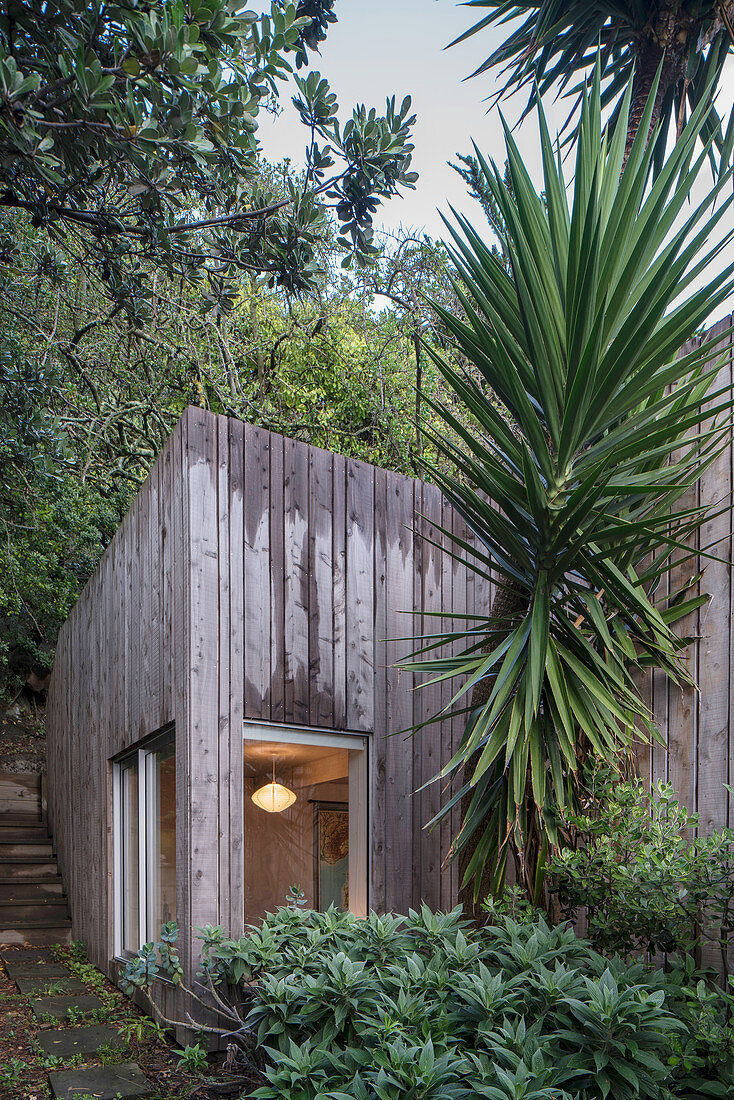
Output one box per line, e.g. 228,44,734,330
451,0,734,171
405,67,734,900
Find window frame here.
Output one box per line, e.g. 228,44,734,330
112,726,176,959
242,719,370,918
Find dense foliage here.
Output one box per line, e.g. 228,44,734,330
404,66,734,905
0,0,416,307
549,768,734,969
125,904,734,1098
0,201,461,699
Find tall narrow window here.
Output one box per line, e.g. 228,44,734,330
243,724,368,925
114,729,176,955
119,757,139,954
145,739,176,940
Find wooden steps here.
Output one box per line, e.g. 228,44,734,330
0,878,65,901
0,772,71,945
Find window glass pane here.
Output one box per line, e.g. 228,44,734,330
146,737,176,940
120,759,139,953
244,733,366,925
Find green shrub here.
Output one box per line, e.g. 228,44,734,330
548,770,734,964
126,901,734,1097
546,768,734,1094
196,906,693,1099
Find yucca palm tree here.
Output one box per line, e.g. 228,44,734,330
406,67,734,916
452,1,734,165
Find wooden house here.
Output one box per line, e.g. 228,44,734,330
46,407,486,1008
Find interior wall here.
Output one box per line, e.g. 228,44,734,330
244,773,348,922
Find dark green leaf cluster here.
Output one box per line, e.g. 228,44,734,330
548,768,734,1090
0,206,457,699
0,1,416,307
291,0,338,68
179,905,719,1098
550,768,734,962
450,0,734,170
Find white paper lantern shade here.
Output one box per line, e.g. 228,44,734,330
251,759,296,813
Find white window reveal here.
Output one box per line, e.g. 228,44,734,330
113,729,176,956
243,722,368,924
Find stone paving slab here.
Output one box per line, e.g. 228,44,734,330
38,1024,127,1058
31,994,105,1020
15,974,86,995
4,958,69,978
1,947,57,964
48,1062,151,1099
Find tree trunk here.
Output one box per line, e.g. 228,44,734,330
623,15,690,165
457,580,527,921
250,277,265,393
413,331,423,479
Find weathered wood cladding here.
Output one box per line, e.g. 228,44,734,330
46,407,483,992
634,315,734,836
46,417,191,1026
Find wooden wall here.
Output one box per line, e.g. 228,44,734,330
636,314,734,837
46,407,484,994
187,410,482,921
47,316,734,997
46,412,191,1018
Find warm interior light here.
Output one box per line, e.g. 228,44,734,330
251,759,296,813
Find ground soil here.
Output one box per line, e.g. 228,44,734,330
0,945,254,1100
0,702,46,775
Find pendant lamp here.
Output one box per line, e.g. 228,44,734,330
251,758,296,813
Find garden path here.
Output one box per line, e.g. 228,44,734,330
1,947,151,1099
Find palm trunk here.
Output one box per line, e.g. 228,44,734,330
457,581,527,921
624,22,688,165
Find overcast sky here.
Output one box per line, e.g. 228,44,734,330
257,0,734,319
257,0,542,237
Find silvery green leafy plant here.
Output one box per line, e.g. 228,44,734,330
404,61,734,906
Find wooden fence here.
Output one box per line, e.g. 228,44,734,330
637,313,734,836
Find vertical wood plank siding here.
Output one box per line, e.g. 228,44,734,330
649,316,734,834
46,408,483,994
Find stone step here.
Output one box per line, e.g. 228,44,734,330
31,993,105,1021
3,957,69,978
38,1024,127,1059
49,1063,151,1099
16,973,85,994
0,878,64,900
1,946,58,964
0,859,59,878
0,840,54,857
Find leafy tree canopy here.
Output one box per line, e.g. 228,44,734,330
0,0,416,314
0,200,461,699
